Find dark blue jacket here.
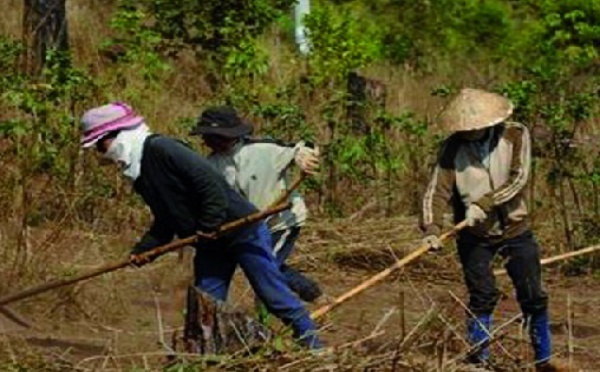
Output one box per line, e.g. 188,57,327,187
131,135,258,254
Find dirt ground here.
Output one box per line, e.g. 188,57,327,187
1,216,600,371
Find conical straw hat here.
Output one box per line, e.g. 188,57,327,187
439,88,513,132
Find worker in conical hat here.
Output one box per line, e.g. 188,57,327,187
421,89,563,371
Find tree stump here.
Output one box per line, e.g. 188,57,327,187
346,71,387,135
174,285,271,355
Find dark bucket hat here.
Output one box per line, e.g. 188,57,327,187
189,105,252,138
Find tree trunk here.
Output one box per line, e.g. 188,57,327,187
22,0,69,75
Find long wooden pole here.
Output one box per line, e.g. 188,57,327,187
271,172,308,208
0,306,32,328
311,220,469,319
0,202,292,307
494,243,600,276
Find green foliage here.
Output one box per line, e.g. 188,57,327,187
0,37,24,87
104,0,171,83
497,81,539,123
143,0,294,52
494,1,600,249
304,4,383,84
535,0,600,70
326,109,425,181
1,48,95,177
497,0,600,92
498,1,600,145
221,36,269,79
353,0,514,65
108,0,294,79
253,101,314,141
336,0,599,70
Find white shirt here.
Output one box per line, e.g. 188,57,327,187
207,140,308,232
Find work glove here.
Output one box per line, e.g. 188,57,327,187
422,234,443,252
466,203,487,227
294,142,320,175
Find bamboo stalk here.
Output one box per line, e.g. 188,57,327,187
0,202,292,307
310,220,469,319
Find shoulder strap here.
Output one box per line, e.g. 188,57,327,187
242,136,296,148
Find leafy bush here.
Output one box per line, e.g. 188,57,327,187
104,1,171,83
304,4,383,84
107,0,294,79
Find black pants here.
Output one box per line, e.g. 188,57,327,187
457,230,548,315
271,227,323,302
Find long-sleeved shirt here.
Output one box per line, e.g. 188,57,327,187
207,138,307,232
421,122,531,240
131,135,258,254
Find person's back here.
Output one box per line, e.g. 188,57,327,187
133,135,258,249
208,138,307,231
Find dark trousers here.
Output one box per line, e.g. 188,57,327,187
271,227,323,302
457,230,548,315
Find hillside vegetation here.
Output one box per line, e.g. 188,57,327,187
0,0,599,369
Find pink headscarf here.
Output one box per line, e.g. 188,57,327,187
81,102,144,148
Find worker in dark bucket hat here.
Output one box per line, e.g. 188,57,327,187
190,105,324,307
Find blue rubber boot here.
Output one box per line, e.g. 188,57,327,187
466,314,492,364
527,311,552,365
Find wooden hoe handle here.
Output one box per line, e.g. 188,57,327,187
0,202,292,307
0,171,310,308
311,220,469,319
494,243,600,276
270,172,308,208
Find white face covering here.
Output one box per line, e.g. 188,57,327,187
104,123,152,181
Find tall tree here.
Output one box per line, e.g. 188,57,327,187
22,0,69,74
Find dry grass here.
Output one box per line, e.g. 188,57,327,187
1,216,598,370
0,0,22,38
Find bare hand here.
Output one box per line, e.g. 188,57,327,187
129,254,151,267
